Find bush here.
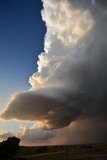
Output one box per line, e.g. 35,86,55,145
0,136,20,159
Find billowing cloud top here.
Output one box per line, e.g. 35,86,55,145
1,0,107,142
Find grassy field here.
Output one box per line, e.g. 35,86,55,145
15,144,107,160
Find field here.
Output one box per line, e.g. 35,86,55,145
14,144,107,160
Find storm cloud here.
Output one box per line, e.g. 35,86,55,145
1,0,107,143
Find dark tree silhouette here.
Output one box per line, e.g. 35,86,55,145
0,136,20,159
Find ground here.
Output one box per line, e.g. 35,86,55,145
13,144,107,160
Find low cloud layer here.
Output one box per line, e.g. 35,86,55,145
1,117,107,145
0,123,54,145
1,0,107,144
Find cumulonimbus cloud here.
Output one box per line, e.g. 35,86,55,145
0,123,54,145
0,0,107,143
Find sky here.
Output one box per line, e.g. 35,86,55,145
0,0,107,146
0,0,45,107
0,0,46,133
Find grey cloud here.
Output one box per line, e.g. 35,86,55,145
0,132,13,140
97,0,107,8
0,88,81,129
17,126,54,145
70,0,107,21
1,117,107,145
52,117,107,145
69,0,93,9
0,126,54,145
